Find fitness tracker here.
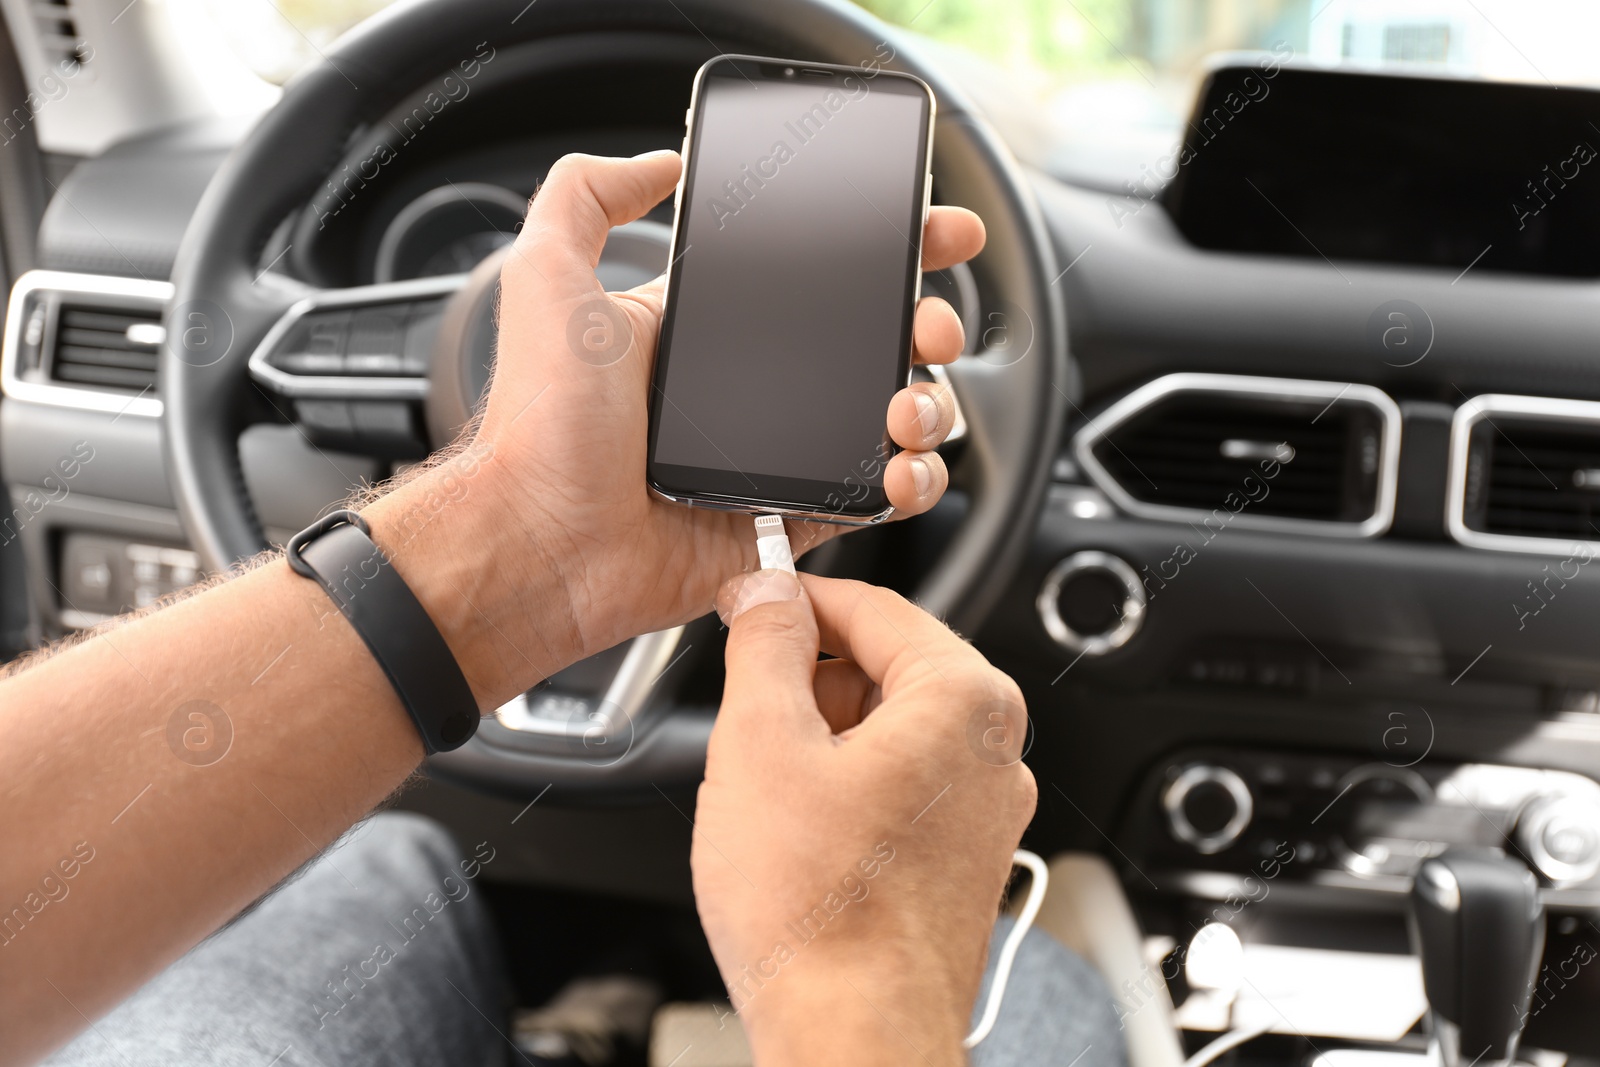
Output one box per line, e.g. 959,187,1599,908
286,510,479,754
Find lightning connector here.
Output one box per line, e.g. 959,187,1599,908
753,514,796,575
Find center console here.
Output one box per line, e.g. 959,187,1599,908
1119,748,1600,1058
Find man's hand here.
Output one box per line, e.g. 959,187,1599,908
368,151,985,707
692,571,1038,1066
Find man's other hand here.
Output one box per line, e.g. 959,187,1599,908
691,571,1037,1066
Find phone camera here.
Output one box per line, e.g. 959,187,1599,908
783,67,795,76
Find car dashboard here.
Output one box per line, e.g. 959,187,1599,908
7,43,1600,1055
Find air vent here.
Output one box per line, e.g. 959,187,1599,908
2,270,173,417
1073,374,1400,538
50,305,161,392
1449,395,1600,554
33,0,90,73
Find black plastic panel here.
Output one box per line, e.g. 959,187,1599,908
1165,67,1600,278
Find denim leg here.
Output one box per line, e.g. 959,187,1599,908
971,915,1130,1067
42,812,509,1067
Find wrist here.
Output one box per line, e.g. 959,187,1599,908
741,959,968,1067
360,444,583,709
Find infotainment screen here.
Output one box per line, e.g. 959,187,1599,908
1162,66,1600,278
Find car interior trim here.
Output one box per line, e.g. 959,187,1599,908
0,268,172,418
246,272,470,399
1162,762,1254,856
1072,372,1403,538
1446,392,1600,557
495,625,688,745
1035,549,1146,656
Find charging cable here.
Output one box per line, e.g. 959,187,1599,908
1181,1021,1275,1067
749,518,1046,1049
753,514,796,574
966,849,1049,1048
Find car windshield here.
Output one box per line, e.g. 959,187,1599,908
199,0,1600,165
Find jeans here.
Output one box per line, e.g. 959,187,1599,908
42,813,1126,1067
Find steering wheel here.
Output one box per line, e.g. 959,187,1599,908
163,0,1066,796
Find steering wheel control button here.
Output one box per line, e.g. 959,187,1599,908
1037,551,1145,656
402,301,445,374
344,309,407,375
1517,794,1600,885
249,276,467,410
271,310,350,375
276,352,343,375
296,400,354,435
1164,764,1253,855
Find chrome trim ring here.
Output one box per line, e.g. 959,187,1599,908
1447,392,1600,557
1518,794,1600,886
1,269,173,418
1164,763,1254,855
1036,550,1146,656
1071,372,1402,538
246,273,469,399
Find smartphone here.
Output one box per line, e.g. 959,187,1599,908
646,54,936,524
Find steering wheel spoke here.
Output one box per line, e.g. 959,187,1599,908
247,274,467,457
917,362,969,447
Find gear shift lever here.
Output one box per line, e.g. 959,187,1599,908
1410,849,1545,1067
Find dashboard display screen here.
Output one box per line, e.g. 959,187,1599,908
1164,66,1600,278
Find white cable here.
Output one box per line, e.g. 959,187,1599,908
1181,1021,1275,1067
965,849,1049,1049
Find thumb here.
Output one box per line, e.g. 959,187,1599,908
717,570,825,738
511,150,681,285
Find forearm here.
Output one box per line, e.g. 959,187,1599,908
0,452,573,1064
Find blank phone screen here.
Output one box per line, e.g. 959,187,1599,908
649,59,931,513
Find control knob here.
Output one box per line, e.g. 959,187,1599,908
1515,793,1600,885
1164,764,1253,855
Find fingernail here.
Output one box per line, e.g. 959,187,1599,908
632,148,678,160
716,569,801,625
913,390,940,441
910,456,933,498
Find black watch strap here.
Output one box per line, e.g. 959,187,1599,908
286,510,479,754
